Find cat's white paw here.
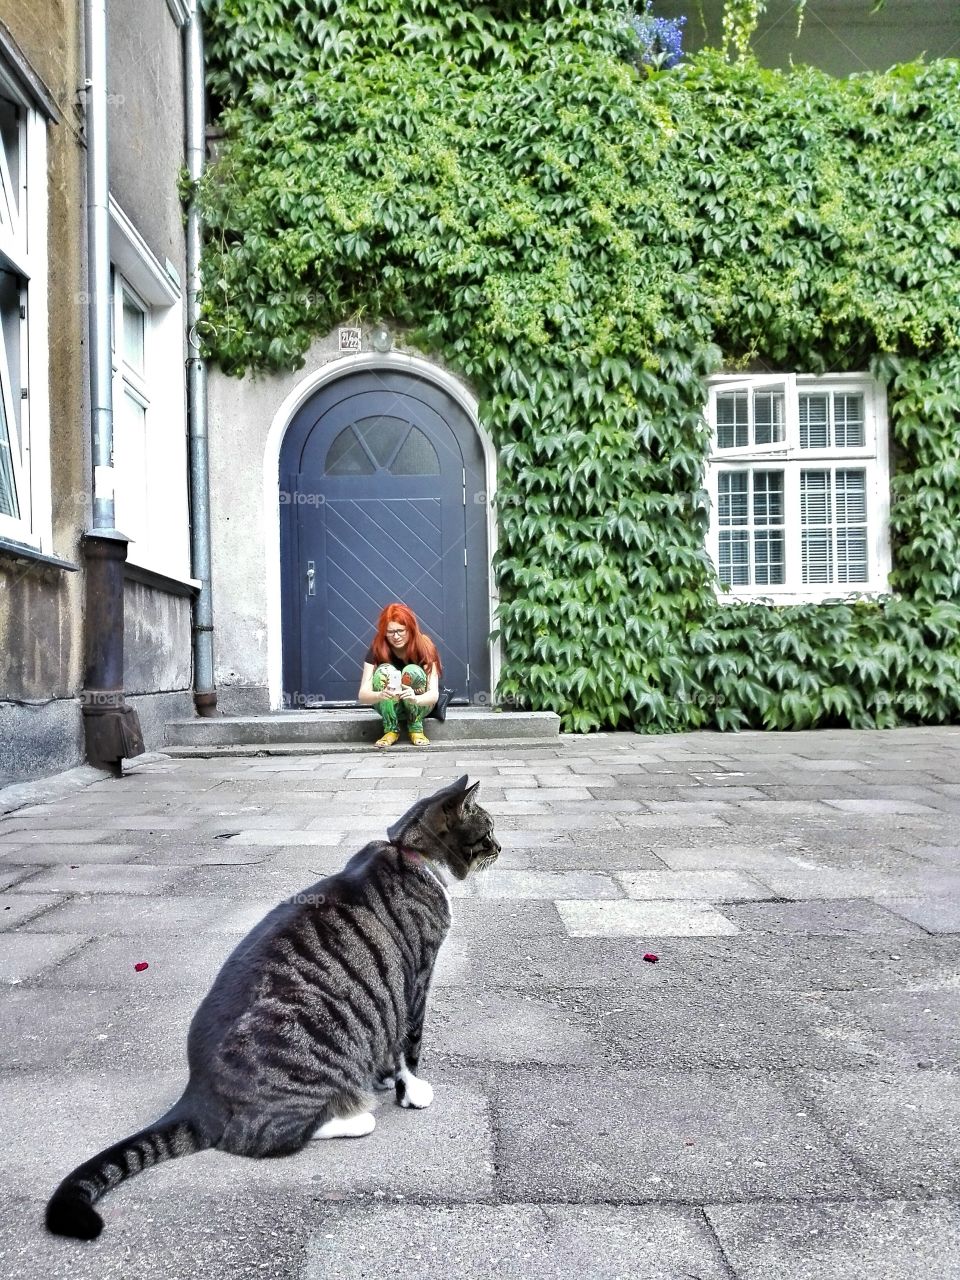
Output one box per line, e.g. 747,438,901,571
373,1074,397,1092
398,1075,433,1109
311,1111,376,1140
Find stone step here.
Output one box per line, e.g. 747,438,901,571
164,707,560,749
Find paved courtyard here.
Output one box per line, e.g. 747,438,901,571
1,726,959,1278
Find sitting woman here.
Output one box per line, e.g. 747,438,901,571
358,603,440,748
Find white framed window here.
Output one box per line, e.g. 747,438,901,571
705,374,891,601
0,67,50,549
109,198,192,581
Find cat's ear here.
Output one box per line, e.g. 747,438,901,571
446,777,479,811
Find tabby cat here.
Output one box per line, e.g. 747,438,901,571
46,774,498,1241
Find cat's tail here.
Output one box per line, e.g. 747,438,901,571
45,1102,210,1241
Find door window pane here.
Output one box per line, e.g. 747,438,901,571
391,426,440,475
353,416,408,468
0,374,18,518
325,426,375,475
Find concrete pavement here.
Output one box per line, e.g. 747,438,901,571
1,726,959,1278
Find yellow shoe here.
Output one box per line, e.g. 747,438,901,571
408,730,430,747
375,731,399,749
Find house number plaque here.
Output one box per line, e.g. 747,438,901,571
338,327,361,354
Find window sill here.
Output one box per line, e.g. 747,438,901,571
124,559,201,598
715,587,891,606
0,536,77,572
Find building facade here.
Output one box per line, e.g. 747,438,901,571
0,0,196,785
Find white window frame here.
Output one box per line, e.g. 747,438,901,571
0,67,50,550
109,197,192,582
705,374,891,602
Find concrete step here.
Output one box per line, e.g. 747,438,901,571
164,707,560,750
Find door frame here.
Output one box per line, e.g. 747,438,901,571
263,351,500,711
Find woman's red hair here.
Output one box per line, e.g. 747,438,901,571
371,603,442,676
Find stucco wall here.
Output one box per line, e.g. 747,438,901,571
106,0,187,282
123,578,193,695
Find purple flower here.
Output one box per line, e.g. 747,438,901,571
629,2,686,71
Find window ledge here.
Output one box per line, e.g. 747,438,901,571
715,587,890,607
124,559,201,598
0,537,77,572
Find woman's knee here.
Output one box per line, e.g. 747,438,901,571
401,664,427,693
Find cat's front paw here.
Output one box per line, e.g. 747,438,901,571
373,1074,397,1092
397,1075,433,1109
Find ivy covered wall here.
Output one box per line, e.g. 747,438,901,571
197,0,960,732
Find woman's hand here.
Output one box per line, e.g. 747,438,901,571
396,686,415,702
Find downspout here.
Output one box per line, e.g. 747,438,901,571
185,0,217,717
80,0,144,765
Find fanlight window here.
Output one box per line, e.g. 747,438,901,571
325,417,440,476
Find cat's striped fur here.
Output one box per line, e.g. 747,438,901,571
46,775,498,1241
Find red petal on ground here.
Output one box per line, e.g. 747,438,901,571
134,962,149,972
643,952,659,963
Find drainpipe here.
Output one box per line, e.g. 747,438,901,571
80,0,144,765
185,0,217,717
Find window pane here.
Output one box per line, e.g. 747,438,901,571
716,391,748,449
718,471,748,525
801,470,832,584
122,292,145,372
753,389,785,445
0,375,18,518
719,530,749,586
0,270,20,518
799,394,828,449
391,426,440,475
753,471,783,525
325,426,375,475
801,470,831,525
0,97,21,221
834,394,865,447
835,469,867,524
754,530,785,585
836,469,868,582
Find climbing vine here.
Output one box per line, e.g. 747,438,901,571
197,0,960,732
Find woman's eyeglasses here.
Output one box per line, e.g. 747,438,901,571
385,628,407,638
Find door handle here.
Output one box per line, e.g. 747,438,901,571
306,560,316,597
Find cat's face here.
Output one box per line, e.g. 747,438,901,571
389,776,500,880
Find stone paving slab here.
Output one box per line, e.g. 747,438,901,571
616,870,770,901
721,899,928,937
429,990,607,1066
797,1069,960,1196
816,989,960,1069
556,900,740,937
882,895,960,933
0,931,91,981
591,986,878,1070
493,1067,867,1202
1,986,192,1070
304,1204,733,1280
706,1200,960,1280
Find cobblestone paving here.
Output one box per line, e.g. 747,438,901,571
1,726,959,1278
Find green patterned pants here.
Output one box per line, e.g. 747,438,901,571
372,663,428,734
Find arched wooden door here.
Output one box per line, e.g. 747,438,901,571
279,369,490,706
